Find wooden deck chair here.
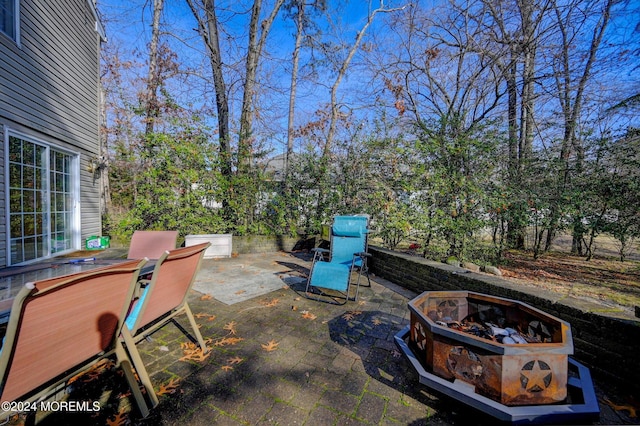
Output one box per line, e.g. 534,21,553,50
121,243,210,391
127,230,179,260
0,260,156,421
305,215,371,304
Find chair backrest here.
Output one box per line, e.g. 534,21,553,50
128,230,179,260
126,243,209,334
330,215,369,264
0,260,145,404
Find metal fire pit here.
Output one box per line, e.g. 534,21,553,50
396,291,600,424
408,291,572,406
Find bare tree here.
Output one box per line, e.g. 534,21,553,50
545,0,615,253
144,0,165,136
186,0,232,177
285,0,306,181
323,0,406,160
238,0,286,170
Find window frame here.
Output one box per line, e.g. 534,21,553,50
0,0,19,44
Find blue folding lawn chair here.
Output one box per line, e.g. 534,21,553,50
305,215,371,304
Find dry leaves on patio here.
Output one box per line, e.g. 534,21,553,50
67,359,115,384
157,377,181,396
601,397,638,418
221,356,244,372
261,340,279,352
259,298,280,307
223,321,237,335
301,311,317,320
213,336,244,347
194,312,217,321
179,340,212,362
342,311,362,321
106,410,128,426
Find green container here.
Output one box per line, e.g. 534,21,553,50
85,236,110,250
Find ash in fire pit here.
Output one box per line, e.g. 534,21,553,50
431,303,555,345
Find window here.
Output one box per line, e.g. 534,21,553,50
7,133,79,265
0,0,17,41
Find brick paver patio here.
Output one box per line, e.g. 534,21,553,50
6,251,634,425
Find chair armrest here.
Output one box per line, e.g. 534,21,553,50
355,252,372,258
311,247,329,262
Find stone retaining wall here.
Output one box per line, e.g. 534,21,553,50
368,245,640,394
232,235,315,254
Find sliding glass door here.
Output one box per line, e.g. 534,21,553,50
7,134,78,265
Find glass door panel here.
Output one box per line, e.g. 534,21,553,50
7,135,76,264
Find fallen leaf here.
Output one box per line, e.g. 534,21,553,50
261,340,279,352
224,321,237,335
214,337,244,347
302,311,317,320
235,290,246,295
228,356,244,364
372,318,382,326
601,397,638,418
157,378,181,396
180,339,212,351
260,298,279,307
68,359,114,384
200,294,213,300
180,347,211,362
342,311,362,321
221,365,234,371
106,410,128,426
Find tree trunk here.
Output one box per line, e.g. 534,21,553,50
186,0,232,178
547,0,613,252
144,0,164,137
286,0,305,183
238,0,285,170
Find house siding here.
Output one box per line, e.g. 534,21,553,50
0,0,103,267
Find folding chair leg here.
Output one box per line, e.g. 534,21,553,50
184,304,208,353
115,341,155,417
119,328,159,409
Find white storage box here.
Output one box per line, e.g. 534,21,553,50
185,234,232,258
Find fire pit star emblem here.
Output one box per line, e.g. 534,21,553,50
437,299,458,321
520,360,552,392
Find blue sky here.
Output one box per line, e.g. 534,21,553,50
97,0,640,156
97,0,395,154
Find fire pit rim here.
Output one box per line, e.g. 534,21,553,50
408,290,574,355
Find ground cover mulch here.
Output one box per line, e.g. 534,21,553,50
498,250,640,317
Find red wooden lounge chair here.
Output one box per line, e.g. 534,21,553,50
0,260,155,420
127,230,179,260
121,243,210,397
